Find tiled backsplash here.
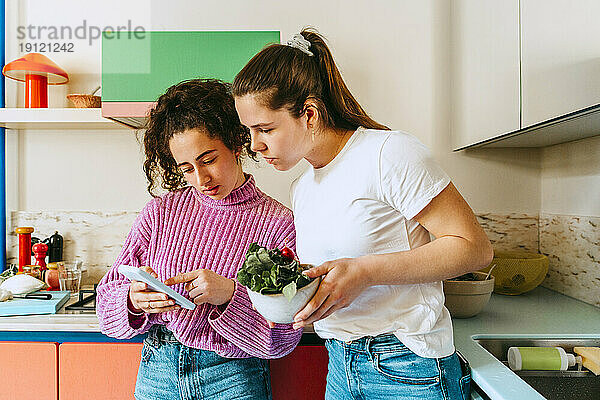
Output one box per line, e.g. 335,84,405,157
7,211,138,285
475,213,539,253
7,211,599,307
476,213,599,307
539,214,600,307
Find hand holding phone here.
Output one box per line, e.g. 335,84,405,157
119,265,196,312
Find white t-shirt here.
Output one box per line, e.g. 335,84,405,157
291,127,454,358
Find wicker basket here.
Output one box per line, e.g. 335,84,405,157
67,94,101,108
480,251,549,295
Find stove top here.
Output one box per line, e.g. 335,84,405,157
63,286,96,314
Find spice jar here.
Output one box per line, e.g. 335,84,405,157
43,262,60,290
22,265,41,279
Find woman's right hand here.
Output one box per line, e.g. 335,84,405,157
128,266,180,314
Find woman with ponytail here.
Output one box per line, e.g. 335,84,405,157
233,29,492,400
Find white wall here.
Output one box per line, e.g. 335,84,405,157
5,0,154,211
5,0,547,215
541,135,600,216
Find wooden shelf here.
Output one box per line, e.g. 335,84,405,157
455,103,600,150
0,108,128,130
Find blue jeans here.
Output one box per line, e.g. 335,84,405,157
325,334,470,400
134,325,272,400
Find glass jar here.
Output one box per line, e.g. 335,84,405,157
22,265,41,279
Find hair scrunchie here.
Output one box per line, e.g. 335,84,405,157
286,33,313,56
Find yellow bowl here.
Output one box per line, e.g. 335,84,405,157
480,251,549,295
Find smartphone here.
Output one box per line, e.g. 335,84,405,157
118,265,196,310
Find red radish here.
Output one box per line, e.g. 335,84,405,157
281,247,294,260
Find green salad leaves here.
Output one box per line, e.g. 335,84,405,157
237,243,313,301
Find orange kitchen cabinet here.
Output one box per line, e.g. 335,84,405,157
270,345,329,400
59,343,143,400
0,342,59,400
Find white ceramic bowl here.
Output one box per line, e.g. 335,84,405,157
246,276,321,324
443,271,495,318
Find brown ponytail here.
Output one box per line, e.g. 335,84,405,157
232,28,389,132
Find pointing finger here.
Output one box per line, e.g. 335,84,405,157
165,271,199,286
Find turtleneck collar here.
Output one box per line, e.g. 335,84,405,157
192,174,266,210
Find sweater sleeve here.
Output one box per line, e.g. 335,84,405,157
208,216,303,359
96,202,157,339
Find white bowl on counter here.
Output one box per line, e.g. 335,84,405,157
246,276,321,324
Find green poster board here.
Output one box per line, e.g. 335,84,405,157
102,31,280,102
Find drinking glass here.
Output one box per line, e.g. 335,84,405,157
59,262,82,296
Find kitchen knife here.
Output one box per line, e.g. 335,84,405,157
12,293,53,300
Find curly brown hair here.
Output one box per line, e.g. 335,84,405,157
142,79,255,197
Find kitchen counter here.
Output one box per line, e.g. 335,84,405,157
0,294,98,332
1,286,598,399
0,294,327,399
453,286,600,399
0,294,317,339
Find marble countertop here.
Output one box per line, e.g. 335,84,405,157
0,294,99,332
453,286,600,400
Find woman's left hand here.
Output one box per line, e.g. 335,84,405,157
292,257,371,330
164,269,235,306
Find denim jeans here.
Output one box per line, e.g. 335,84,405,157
134,325,272,400
325,334,471,400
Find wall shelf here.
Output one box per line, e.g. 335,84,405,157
455,103,600,150
0,108,129,130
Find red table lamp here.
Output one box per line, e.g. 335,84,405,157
2,53,69,108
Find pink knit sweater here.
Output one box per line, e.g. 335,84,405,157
96,175,302,359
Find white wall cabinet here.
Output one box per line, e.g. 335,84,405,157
452,0,600,150
451,0,521,150
521,0,600,127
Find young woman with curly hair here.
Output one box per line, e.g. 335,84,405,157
97,79,300,400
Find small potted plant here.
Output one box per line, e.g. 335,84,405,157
443,271,495,318
237,243,320,323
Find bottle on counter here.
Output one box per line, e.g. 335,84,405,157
43,263,61,290
508,347,582,371
32,242,49,271
44,231,63,263
16,227,35,272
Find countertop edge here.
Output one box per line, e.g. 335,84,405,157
453,287,600,400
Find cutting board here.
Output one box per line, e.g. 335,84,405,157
0,291,71,316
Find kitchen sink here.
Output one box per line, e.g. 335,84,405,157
474,337,600,400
